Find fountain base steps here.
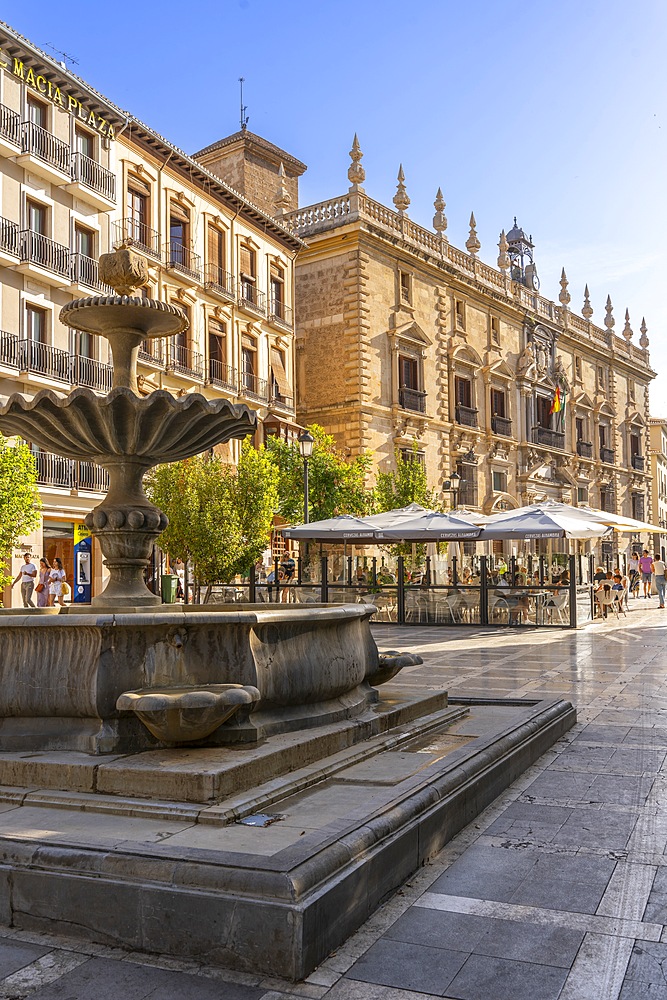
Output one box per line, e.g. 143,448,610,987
0,690,575,981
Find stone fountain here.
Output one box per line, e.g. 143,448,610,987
0,250,401,753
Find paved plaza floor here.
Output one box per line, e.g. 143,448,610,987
0,597,665,999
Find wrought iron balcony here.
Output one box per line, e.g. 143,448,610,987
70,151,116,203
576,440,593,458
268,297,293,328
399,386,427,413
491,414,512,436
204,263,235,300
207,359,238,391
139,340,165,366
269,388,294,411
164,241,202,282
241,371,269,401
631,453,645,472
533,426,565,449
34,451,108,492
71,353,113,392
0,216,19,257
0,331,19,367
19,230,70,279
600,447,615,465
0,103,20,146
18,339,70,382
71,253,112,293
20,121,70,174
166,342,204,380
113,218,161,259
456,404,478,427
238,284,266,316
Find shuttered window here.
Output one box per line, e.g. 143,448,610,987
240,245,255,279
270,347,290,395
208,226,224,273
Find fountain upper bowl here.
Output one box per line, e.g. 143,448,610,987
60,295,188,340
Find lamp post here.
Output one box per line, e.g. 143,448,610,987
297,429,315,524
442,471,461,508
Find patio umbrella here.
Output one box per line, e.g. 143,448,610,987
517,501,657,535
283,514,379,540
380,510,484,541
366,503,432,528
479,507,608,540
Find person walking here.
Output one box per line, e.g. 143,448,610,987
628,552,641,598
35,557,51,608
11,553,37,607
652,554,666,609
48,557,67,607
639,549,654,599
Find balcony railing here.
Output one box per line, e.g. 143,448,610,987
139,341,165,366
0,216,19,257
113,218,161,259
533,426,565,449
576,440,593,458
600,447,615,465
20,121,70,174
238,284,266,316
19,230,70,279
268,297,293,328
269,388,294,411
35,451,108,492
631,453,645,471
456,404,478,427
0,103,20,146
71,253,112,293
70,151,116,202
166,342,204,379
241,371,269,401
71,354,113,392
399,386,427,413
18,339,70,381
207,359,238,391
204,263,235,300
491,415,512,436
164,241,202,282
0,331,19,367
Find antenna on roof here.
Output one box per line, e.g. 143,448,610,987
239,77,249,131
43,42,79,68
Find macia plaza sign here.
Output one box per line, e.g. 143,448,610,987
0,50,116,139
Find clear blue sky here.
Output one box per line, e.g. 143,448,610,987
5,0,666,408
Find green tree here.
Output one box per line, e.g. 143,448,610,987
145,443,279,597
0,434,41,599
374,446,444,513
267,424,373,523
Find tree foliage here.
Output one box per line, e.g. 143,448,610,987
0,434,41,598
267,424,373,523
374,446,444,513
145,443,279,588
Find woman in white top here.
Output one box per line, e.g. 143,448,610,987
652,555,666,609
48,557,67,607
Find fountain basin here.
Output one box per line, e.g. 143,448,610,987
116,684,261,742
0,604,379,753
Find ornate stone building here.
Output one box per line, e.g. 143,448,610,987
649,417,667,561
0,21,303,604
285,137,656,533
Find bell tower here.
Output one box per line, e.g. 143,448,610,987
506,218,539,290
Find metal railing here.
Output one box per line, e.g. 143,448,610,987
238,284,266,315
269,388,294,410
164,240,202,282
113,218,161,259
19,230,70,279
491,415,512,436
166,342,204,379
71,353,113,392
399,386,427,413
20,121,70,174
0,331,19,367
35,451,108,492
631,453,645,471
241,371,269,401
0,103,20,146
139,340,165,365
600,447,615,465
576,440,593,458
268,297,293,327
0,216,19,257
533,426,565,449
71,253,112,292
18,339,70,381
204,263,235,299
456,404,478,427
207,359,238,391
70,151,116,202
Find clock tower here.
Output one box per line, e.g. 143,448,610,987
506,218,540,290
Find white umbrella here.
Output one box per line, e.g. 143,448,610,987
367,503,432,528
479,507,608,540
283,514,379,540
516,501,657,535
380,511,483,541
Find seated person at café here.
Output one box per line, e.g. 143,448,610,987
594,566,607,584
611,573,625,606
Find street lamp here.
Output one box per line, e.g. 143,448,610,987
442,471,461,508
297,429,315,524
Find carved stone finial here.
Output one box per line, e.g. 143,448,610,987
466,212,481,257
274,162,292,217
559,267,571,307
393,164,410,215
622,308,633,342
98,248,149,296
582,284,593,319
348,133,365,187
432,187,448,241
497,230,510,271
640,317,649,348
604,295,615,331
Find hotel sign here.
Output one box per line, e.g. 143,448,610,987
0,49,116,139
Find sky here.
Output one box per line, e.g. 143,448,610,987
4,0,666,408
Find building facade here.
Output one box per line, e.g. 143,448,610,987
649,417,667,561
285,138,656,551
0,21,303,606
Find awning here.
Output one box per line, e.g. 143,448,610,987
270,347,291,396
